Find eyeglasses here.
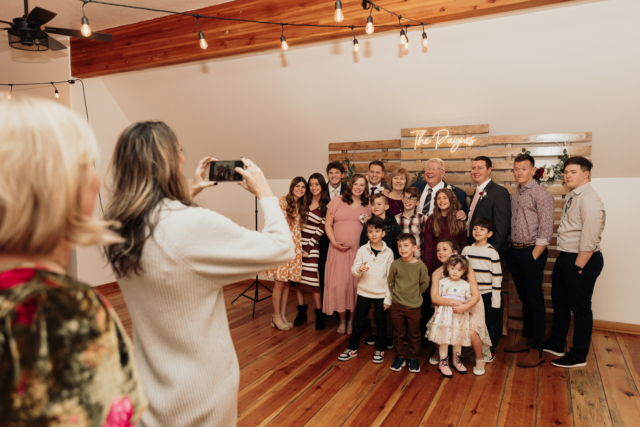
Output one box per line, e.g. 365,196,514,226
424,168,443,173
403,196,418,201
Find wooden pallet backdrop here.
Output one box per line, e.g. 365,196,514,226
328,124,593,334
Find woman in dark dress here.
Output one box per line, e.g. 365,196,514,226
386,168,410,216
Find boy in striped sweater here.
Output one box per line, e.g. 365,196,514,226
462,217,503,352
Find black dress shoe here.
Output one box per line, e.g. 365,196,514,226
551,353,587,368
542,341,565,357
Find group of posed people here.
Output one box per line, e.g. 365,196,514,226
269,151,605,376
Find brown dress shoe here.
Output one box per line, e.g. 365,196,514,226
505,338,532,353
517,349,545,368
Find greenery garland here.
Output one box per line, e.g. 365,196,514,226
521,148,569,186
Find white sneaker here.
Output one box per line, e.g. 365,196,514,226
473,366,485,376
373,350,385,364
429,356,440,365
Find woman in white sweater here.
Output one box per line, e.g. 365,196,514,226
104,121,294,427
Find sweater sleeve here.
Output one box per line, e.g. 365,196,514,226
419,263,430,294
303,217,325,254
352,247,365,277
387,262,397,293
156,197,294,286
491,249,503,308
384,255,394,306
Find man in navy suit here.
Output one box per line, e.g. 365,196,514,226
411,158,469,218
326,160,348,200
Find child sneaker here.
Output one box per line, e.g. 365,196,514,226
364,335,377,346
408,358,420,373
338,348,358,361
390,356,406,371
483,349,496,363
373,350,385,364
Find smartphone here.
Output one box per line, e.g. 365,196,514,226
208,160,244,182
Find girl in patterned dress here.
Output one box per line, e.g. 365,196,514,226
426,254,474,378
264,177,309,331
292,173,331,330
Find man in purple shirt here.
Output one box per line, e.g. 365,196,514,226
505,154,554,368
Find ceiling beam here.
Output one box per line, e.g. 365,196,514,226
70,0,584,78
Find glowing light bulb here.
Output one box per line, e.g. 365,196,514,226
334,1,344,23
366,16,374,35
55,89,60,99
281,35,289,51
198,32,208,50
399,29,407,46
353,39,359,53
422,32,428,47
81,16,91,37
7,92,11,100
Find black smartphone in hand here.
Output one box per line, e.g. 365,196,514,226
208,160,244,182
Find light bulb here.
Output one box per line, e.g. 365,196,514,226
55,89,59,99
198,32,208,50
353,39,359,53
7,92,11,100
281,35,289,51
334,1,344,23
422,32,428,47
399,30,407,46
81,16,91,37
366,16,374,35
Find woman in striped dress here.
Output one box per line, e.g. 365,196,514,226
293,173,331,330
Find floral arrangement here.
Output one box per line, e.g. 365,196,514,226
343,157,357,183
522,148,569,186
411,169,424,185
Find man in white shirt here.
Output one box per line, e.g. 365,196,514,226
411,158,468,218
367,161,387,195
326,161,347,200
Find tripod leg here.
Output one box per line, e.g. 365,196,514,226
253,279,259,318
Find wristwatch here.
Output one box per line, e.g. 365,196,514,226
574,265,583,273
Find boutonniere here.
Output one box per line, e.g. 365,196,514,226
446,185,454,190
478,191,488,200
359,214,368,224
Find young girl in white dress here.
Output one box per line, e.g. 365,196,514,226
426,254,474,378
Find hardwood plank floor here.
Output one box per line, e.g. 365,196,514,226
101,283,640,426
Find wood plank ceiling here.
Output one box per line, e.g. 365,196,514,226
70,0,583,78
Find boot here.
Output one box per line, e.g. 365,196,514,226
517,349,545,368
293,304,308,326
505,337,533,353
314,309,325,330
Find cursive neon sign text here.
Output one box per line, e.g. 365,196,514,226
411,129,476,153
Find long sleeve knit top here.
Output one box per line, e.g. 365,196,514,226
422,216,467,273
351,241,394,305
117,196,294,427
387,259,430,308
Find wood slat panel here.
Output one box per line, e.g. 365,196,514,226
402,149,488,161
400,135,490,149
478,132,592,146
400,124,490,137
329,140,401,151
352,162,403,172
487,145,592,158
329,151,401,162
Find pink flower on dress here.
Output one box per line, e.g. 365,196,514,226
0,268,36,291
103,396,134,427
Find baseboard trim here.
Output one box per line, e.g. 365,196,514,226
593,320,640,335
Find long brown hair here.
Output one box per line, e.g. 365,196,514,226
341,174,370,206
104,121,192,277
430,188,466,238
306,173,330,217
285,177,309,226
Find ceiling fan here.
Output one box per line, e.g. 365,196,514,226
0,0,112,51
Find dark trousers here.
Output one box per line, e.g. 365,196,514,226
506,245,548,351
548,251,604,362
482,293,502,349
420,289,434,335
390,303,422,359
318,235,330,307
348,296,388,352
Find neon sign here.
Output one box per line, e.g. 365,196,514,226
411,129,476,153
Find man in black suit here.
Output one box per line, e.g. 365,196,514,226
411,158,469,218
467,156,511,255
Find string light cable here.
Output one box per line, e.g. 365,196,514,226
76,0,430,51
351,26,359,53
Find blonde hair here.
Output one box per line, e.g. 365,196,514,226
426,158,445,171
0,97,120,254
388,168,410,191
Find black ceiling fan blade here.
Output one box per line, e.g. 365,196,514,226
48,36,67,51
45,27,112,42
27,7,57,27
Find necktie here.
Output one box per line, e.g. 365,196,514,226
422,188,433,215
371,186,379,195
467,188,480,236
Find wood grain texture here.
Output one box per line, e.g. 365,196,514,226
329,140,401,151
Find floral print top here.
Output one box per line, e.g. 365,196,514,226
0,264,147,426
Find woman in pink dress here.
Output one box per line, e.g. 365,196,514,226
324,174,372,335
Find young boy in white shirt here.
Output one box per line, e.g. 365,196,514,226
339,217,395,364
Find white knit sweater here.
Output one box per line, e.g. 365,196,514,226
117,197,294,427
351,241,394,306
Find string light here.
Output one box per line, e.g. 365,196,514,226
7,85,12,100
366,14,374,35
351,26,359,53
404,26,410,48
334,1,344,23
422,25,428,47
280,24,289,51
51,82,60,99
196,16,208,50
81,2,92,37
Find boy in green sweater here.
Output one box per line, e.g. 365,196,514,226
388,233,430,373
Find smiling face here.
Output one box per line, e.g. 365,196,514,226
436,241,456,263
436,192,451,214
292,181,306,199
563,164,590,189
472,225,492,243
447,262,464,281
403,192,418,211
425,160,445,188
398,239,418,259
392,174,406,191
514,160,535,186
367,225,385,244
368,165,384,186
472,160,491,185
351,177,366,198
371,196,389,217
327,168,345,188
308,178,322,197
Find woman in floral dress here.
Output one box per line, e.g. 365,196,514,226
264,177,309,331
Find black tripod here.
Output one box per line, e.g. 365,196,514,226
231,196,272,318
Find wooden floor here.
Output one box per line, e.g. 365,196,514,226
101,281,640,427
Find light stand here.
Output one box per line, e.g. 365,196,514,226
231,196,272,318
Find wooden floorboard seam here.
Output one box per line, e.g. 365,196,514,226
493,331,517,427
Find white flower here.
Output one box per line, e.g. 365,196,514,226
548,170,554,179
359,214,368,224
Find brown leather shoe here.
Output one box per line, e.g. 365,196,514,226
505,338,532,353
517,349,545,368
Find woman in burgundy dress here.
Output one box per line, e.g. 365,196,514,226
422,188,468,273
386,168,410,216
324,174,372,335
